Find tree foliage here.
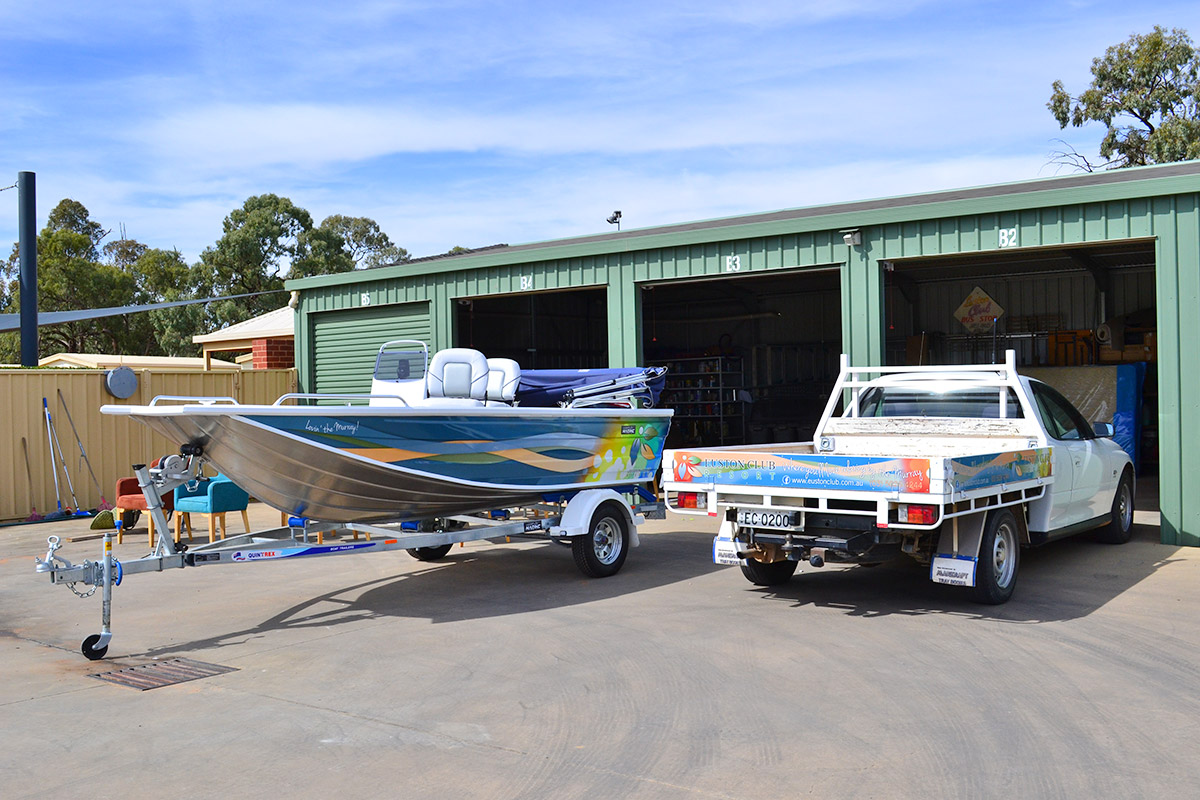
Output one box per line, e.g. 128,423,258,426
318,214,409,269
3,194,407,361
1049,26,1200,169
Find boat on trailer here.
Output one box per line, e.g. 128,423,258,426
101,341,672,522
36,343,674,659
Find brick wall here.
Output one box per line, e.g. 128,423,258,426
251,337,295,369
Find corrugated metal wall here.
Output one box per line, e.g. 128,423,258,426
311,302,431,395
0,369,296,522
292,178,1200,546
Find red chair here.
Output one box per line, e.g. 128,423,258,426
113,461,176,546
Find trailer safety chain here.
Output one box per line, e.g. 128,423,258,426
66,580,98,599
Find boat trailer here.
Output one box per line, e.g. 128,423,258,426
35,454,663,660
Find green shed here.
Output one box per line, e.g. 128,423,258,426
288,161,1200,547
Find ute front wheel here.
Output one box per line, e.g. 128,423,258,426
1095,470,1134,545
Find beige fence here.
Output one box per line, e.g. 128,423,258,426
0,369,296,523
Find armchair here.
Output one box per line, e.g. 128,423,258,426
174,473,251,543
114,460,175,546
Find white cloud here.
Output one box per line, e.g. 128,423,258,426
2,0,1197,271
325,152,1054,260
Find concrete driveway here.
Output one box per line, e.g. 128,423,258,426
2,503,1197,798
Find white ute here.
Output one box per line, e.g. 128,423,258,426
661,351,1134,604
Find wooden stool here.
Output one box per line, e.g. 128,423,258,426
114,507,162,547
178,509,252,543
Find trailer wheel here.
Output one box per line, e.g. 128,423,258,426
740,558,798,587
407,544,453,562
81,634,108,661
972,509,1020,605
1094,469,1134,545
572,501,629,578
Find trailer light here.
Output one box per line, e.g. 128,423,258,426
678,492,704,509
898,504,937,525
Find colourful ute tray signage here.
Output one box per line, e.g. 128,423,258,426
672,451,931,492
949,449,1052,492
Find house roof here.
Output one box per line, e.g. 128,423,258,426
193,306,295,345
39,353,242,370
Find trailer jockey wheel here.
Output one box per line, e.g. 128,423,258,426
81,634,108,661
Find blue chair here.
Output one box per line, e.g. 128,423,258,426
174,474,251,543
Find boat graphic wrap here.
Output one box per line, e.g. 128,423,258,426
247,415,667,486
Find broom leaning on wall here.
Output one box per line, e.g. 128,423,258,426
54,390,116,528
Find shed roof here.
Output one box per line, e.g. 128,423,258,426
39,353,242,370
287,160,1200,290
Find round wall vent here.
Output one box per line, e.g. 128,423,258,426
104,366,138,399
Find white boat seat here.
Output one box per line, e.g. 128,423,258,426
426,348,489,403
485,358,521,405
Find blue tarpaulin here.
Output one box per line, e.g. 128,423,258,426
517,368,666,407
1113,362,1146,468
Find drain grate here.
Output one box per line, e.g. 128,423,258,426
90,658,238,690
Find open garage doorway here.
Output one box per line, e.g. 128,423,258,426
454,287,608,369
883,238,1159,507
642,268,841,449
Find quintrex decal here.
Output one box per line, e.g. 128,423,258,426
231,543,375,562
232,550,280,562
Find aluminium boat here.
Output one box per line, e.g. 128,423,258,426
102,342,672,522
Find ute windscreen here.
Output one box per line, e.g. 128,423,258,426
857,387,1025,419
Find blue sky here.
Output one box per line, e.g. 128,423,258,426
4,1,1200,265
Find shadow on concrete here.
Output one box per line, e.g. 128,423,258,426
131,532,725,658
129,516,1181,659
747,521,1182,622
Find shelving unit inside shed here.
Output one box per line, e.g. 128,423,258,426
662,356,744,446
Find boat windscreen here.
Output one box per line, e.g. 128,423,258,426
374,348,428,382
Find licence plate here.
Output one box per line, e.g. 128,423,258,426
736,509,803,531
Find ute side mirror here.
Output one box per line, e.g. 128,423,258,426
1092,421,1115,438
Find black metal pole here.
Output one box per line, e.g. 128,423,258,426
991,316,998,364
18,171,38,367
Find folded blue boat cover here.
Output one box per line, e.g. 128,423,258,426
517,367,666,407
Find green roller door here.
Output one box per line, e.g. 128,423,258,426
311,302,431,395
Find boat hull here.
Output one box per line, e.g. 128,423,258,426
118,406,672,522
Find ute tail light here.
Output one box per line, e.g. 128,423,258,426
678,492,704,509
898,504,938,525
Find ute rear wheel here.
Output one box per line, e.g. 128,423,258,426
572,501,629,578
740,558,798,587
971,508,1020,605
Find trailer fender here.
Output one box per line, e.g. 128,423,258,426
551,489,641,548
